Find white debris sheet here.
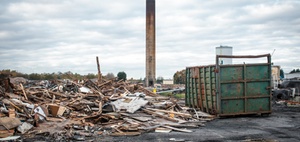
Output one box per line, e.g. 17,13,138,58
111,96,148,113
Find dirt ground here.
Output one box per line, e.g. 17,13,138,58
96,103,300,142
22,103,300,142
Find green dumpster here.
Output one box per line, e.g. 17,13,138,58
186,54,272,116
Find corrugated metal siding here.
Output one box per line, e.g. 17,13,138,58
186,54,272,116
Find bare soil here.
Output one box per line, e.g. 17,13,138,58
22,103,300,142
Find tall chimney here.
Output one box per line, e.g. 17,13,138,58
145,0,156,87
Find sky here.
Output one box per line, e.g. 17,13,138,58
0,0,300,79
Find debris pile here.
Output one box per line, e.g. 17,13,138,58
0,74,214,141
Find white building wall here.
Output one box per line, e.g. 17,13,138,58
216,46,233,64
163,79,173,85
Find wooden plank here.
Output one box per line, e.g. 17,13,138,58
147,108,192,118
96,56,102,83
110,131,141,136
162,125,193,133
20,83,28,100
142,109,179,123
194,111,215,118
120,113,152,122
155,127,171,133
0,129,14,138
46,117,64,122
0,117,21,130
8,108,15,118
48,104,66,117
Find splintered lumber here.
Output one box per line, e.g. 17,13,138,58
48,91,67,98
120,113,152,122
98,80,112,88
9,102,23,113
0,117,22,130
0,74,215,139
8,108,15,118
142,109,179,123
0,129,14,138
194,111,215,118
20,83,28,100
162,125,193,133
48,104,66,117
147,108,192,118
98,101,102,114
155,127,171,133
139,87,157,97
96,56,102,83
110,131,141,136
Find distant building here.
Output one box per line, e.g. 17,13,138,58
272,66,281,89
216,45,233,65
163,79,173,85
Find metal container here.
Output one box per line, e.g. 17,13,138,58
186,54,272,116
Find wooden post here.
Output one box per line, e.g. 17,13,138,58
20,83,28,100
96,56,102,84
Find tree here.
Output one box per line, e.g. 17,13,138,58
105,73,115,80
117,71,127,81
173,69,186,84
156,76,164,84
44,73,54,80
29,73,41,80
86,73,97,79
280,69,284,79
290,69,300,74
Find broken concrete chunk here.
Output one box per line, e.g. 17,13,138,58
17,122,33,134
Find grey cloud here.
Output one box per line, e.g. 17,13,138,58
0,0,299,78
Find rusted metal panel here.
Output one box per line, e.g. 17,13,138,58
186,54,272,116
186,65,216,114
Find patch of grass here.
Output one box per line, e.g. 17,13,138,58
159,92,173,97
158,92,185,99
174,93,185,99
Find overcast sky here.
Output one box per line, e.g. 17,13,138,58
0,0,299,79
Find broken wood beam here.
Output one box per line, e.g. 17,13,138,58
147,108,192,118
48,91,67,98
9,102,23,113
161,125,193,133
20,83,28,100
96,56,102,84
142,109,179,123
98,80,112,88
139,86,157,97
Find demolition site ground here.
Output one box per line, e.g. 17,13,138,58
24,103,300,142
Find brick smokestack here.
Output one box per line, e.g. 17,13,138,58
145,0,156,87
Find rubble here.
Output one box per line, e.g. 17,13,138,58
0,74,214,140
